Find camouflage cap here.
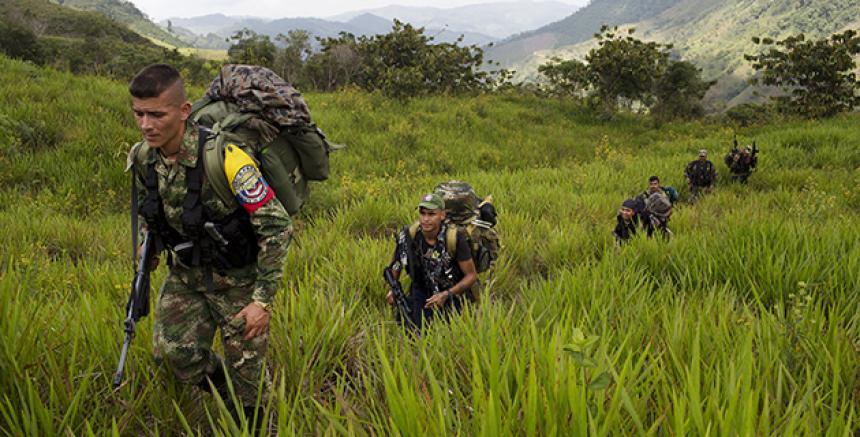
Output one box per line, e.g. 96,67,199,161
418,193,445,210
698,149,708,157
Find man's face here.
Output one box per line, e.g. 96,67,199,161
698,155,707,161
620,206,635,221
419,208,445,234
648,180,660,193
131,86,191,151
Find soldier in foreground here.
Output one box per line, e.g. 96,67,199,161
126,64,292,425
613,199,639,244
386,193,478,330
684,149,717,201
725,144,758,184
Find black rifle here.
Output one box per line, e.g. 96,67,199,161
113,229,155,388
383,266,415,329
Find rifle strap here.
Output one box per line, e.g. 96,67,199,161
131,163,139,270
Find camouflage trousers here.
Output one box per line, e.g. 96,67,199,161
153,265,270,406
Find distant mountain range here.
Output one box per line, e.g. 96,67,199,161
488,0,860,108
328,1,586,39
163,1,586,50
161,12,498,49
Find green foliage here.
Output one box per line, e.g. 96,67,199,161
537,57,588,96
539,26,713,120
587,26,671,110
745,29,860,118
227,28,277,66
57,0,188,48
227,20,512,98
273,30,312,86
0,0,218,85
652,60,715,121
0,55,858,434
724,102,780,127
0,20,43,63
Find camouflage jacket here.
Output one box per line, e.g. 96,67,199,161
684,160,716,186
127,124,292,304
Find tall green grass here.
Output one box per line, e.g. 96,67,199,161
0,56,857,435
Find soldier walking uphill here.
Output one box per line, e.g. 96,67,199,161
386,193,478,331
613,199,638,244
126,64,292,423
725,143,758,184
684,149,716,201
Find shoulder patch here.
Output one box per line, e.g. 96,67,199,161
223,143,275,213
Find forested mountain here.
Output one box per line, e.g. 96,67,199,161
52,0,187,47
489,0,860,108
0,0,215,83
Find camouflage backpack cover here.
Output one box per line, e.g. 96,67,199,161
645,191,672,219
191,64,337,215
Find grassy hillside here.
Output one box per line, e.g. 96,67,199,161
488,0,682,65
55,0,188,47
0,0,219,85
493,0,859,109
0,56,858,434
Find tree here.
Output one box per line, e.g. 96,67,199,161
227,29,277,66
352,20,504,99
304,32,361,91
273,30,312,86
652,60,714,121
745,30,860,118
585,25,671,111
0,20,43,64
537,57,588,96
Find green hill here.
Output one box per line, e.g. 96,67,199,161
53,0,188,47
0,55,857,434
490,0,859,108
487,0,682,66
0,0,217,84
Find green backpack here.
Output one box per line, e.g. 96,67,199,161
190,64,337,215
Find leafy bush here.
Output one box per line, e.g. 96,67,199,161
745,29,860,118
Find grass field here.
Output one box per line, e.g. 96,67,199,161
0,56,858,435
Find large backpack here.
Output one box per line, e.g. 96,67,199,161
190,64,336,215
645,191,672,218
434,181,500,274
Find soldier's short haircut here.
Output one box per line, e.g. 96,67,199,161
649,175,660,183
129,64,184,99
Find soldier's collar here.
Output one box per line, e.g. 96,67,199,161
174,124,199,168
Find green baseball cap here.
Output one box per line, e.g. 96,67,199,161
418,192,445,210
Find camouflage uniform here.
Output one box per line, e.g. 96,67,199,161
684,159,716,199
128,124,292,406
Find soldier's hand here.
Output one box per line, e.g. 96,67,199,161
424,291,450,309
386,290,395,306
234,302,271,340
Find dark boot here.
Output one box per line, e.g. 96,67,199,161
242,406,266,435
196,355,229,400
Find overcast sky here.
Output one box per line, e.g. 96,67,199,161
129,0,585,21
